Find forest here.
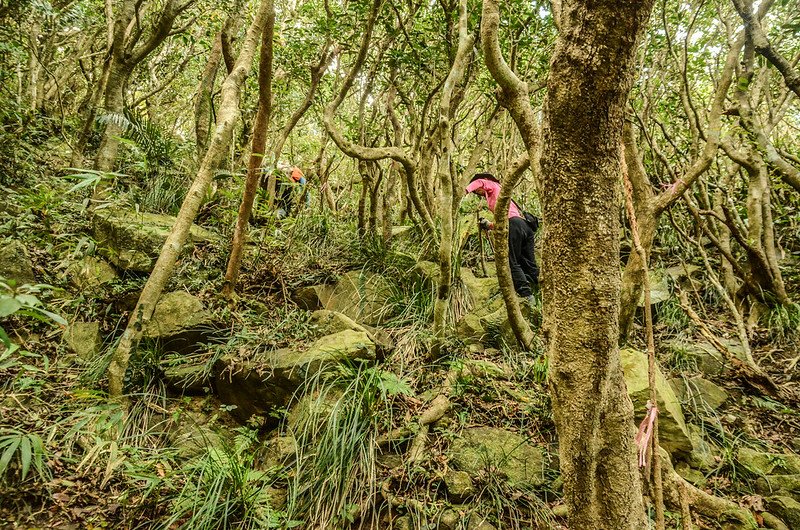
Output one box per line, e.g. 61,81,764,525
0,0,799,528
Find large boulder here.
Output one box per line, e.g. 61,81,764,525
448,426,546,489
738,448,800,476
755,475,800,497
669,376,729,412
66,256,117,290
317,270,393,326
309,309,393,356
292,284,334,311
92,209,216,272
685,424,720,472
619,348,692,454
141,291,214,354
215,329,376,423
0,239,35,285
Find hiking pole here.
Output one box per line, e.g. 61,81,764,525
478,211,488,277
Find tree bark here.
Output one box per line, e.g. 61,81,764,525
732,0,799,99
480,0,537,349
106,0,271,397
222,0,275,298
432,0,473,351
538,0,654,527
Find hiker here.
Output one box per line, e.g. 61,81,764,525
465,172,539,302
274,162,309,218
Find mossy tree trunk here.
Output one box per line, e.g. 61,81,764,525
538,0,655,527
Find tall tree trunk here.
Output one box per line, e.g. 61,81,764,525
106,0,272,397
222,0,275,298
431,0,473,352
480,0,535,349
539,0,654,528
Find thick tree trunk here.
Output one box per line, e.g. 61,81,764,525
539,0,654,527
222,0,275,298
106,0,272,397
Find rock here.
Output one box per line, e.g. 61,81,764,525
670,376,729,412
675,461,707,488
308,309,394,356
286,388,343,435
389,225,414,242
168,410,225,458
262,435,298,468
468,516,497,530
318,270,393,326
686,424,719,472
444,469,476,502
63,321,101,361
639,268,671,306
141,291,214,354
215,329,376,423
292,284,334,311
619,348,692,454
449,427,545,489
161,362,209,394
66,256,117,289
393,516,412,530
765,496,800,529
0,239,35,285
756,475,800,497
92,209,216,272
309,309,364,336
738,448,800,476
439,509,460,530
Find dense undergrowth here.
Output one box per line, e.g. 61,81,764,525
1,99,800,530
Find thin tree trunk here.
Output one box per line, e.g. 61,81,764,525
538,0,654,527
107,0,271,397
222,0,275,298
480,0,535,349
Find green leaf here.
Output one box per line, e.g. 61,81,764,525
19,436,31,480
0,297,22,318
0,436,21,476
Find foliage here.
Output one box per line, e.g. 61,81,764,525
0,279,66,346
162,428,297,530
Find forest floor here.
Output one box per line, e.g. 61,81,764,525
1,171,799,530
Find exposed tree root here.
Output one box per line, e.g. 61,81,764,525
660,448,758,529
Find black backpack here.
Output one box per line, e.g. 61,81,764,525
512,199,540,233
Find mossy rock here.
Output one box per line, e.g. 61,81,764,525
318,270,393,326
214,330,376,424
449,426,545,489
0,239,35,285
66,256,117,289
141,291,214,354
619,348,692,455
93,208,216,272
738,448,800,476
63,321,101,361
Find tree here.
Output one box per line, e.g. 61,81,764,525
107,0,272,397
538,0,655,527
